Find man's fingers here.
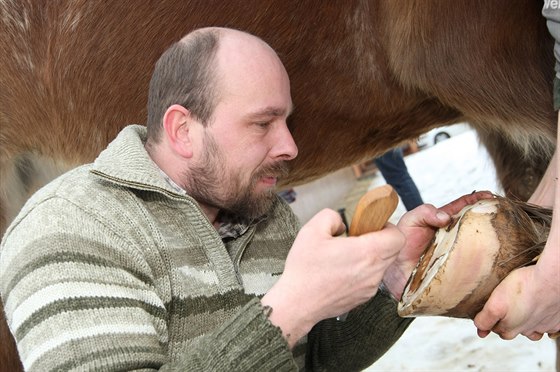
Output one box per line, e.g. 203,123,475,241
496,330,517,340
474,313,499,334
476,328,491,338
401,204,455,235
523,332,544,341
473,296,523,340
399,191,494,230
474,312,500,338
307,209,346,237
439,191,494,216
398,204,450,229
473,296,505,337
358,223,405,259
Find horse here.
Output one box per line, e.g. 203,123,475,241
0,1,556,370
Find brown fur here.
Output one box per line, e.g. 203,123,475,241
0,1,557,369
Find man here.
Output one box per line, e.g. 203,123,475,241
0,27,488,371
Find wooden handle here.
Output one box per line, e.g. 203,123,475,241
348,185,399,236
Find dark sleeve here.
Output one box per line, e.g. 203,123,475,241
542,5,560,109
553,77,560,110
305,289,413,372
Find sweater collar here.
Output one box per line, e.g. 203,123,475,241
91,125,183,196
91,125,269,235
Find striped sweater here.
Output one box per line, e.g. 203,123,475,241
0,125,412,371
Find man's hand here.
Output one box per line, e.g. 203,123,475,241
383,191,494,300
473,255,560,341
261,208,405,348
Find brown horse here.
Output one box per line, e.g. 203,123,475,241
0,1,557,370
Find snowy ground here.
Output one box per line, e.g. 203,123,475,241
363,130,556,372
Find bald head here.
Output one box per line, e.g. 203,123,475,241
212,28,288,94
181,27,275,52
146,27,286,142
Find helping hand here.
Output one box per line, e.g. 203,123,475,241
473,222,560,341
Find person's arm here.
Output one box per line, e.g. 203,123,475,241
528,150,557,208
474,124,559,341
304,289,413,371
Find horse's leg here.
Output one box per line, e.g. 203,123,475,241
476,129,554,201
0,153,74,236
0,157,26,371
0,155,31,236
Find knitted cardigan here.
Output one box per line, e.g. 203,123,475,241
0,125,412,371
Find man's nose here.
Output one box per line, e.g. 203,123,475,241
272,123,298,160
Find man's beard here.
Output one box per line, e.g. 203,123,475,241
184,132,289,220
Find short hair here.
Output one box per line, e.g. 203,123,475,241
146,29,220,142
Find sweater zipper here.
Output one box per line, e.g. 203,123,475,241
90,170,215,228
91,170,183,198
233,227,257,286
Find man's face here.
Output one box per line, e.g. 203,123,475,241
184,130,290,219
184,41,298,219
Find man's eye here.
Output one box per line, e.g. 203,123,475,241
256,122,271,129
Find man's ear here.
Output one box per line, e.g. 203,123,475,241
162,104,195,158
